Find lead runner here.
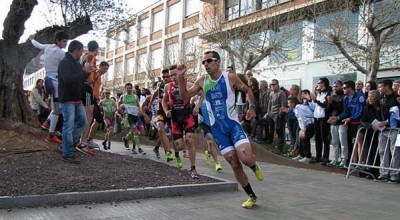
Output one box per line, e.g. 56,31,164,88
176,51,264,209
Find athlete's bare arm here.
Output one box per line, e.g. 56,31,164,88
162,84,171,116
176,64,204,99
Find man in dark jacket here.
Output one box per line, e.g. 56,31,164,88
326,80,347,168
58,40,93,164
375,80,399,183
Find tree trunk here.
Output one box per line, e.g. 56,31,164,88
0,8,92,126
0,42,38,127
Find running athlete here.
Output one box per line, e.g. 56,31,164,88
176,51,264,208
195,93,222,171
79,40,99,151
29,31,69,144
149,69,175,161
162,65,201,179
119,83,145,155
99,90,119,150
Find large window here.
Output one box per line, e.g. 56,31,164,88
314,10,358,58
261,0,289,9
152,11,164,32
151,48,163,69
168,2,182,26
107,64,114,80
115,62,123,78
165,42,181,66
127,26,136,42
125,57,135,75
139,18,150,38
137,54,148,73
185,0,199,18
269,21,303,65
183,36,199,60
116,31,126,48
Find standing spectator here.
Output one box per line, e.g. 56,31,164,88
329,81,365,167
358,90,381,178
312,77,331,165
30,79,49,124
226,66,235,74
58,40,92,164
254,80,272,144
375,80,399,183
326,80,347,168
236,74,248,122
266,79,287,152
245,69,253,79
364,80,377,99
285,84,302,149
355,80,364,94
30,31,69,144
392,80,400,94
292,90,315,163
247,76,259,138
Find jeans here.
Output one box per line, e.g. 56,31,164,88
378,129,400,176
60,102,87,158
255,116,274,141
330,124,348,161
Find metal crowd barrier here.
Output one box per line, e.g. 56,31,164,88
346,127,400,179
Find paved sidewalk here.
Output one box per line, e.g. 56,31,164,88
1,139,399,220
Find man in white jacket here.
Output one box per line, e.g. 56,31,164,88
30,31,69,144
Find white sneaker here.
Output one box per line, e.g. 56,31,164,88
292,155,304,161
299,157,311,163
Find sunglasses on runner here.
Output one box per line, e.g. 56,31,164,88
202,58,218,65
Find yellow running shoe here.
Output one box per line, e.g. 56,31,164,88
242,196,257,209
205,151,211,165
176,157,183,168
253,164,264,181
215,163,222,171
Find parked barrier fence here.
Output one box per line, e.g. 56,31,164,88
346,127,400,179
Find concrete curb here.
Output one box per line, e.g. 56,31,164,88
0,175,237,209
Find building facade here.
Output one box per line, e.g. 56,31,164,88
104,0,202,94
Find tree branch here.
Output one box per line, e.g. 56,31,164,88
2,0,38,44
332,36,368,75
18,16,93,67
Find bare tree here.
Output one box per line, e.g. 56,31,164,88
0,0,128,126
200,1,303,73
308,0,400,81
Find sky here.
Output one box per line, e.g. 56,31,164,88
0,0,159,44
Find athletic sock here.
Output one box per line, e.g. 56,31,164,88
133,135,140,148
243,183,256,198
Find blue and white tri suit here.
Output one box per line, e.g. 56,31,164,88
203,72,249,155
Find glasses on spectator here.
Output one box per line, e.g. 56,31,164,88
317,82,323,84
162,75,170,79
105,92,110,94
343,86,349,89
356,83,362,85
202,58,218,65
270,83,276,86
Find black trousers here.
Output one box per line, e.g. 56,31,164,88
314,118,330,160
300,124,314,158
